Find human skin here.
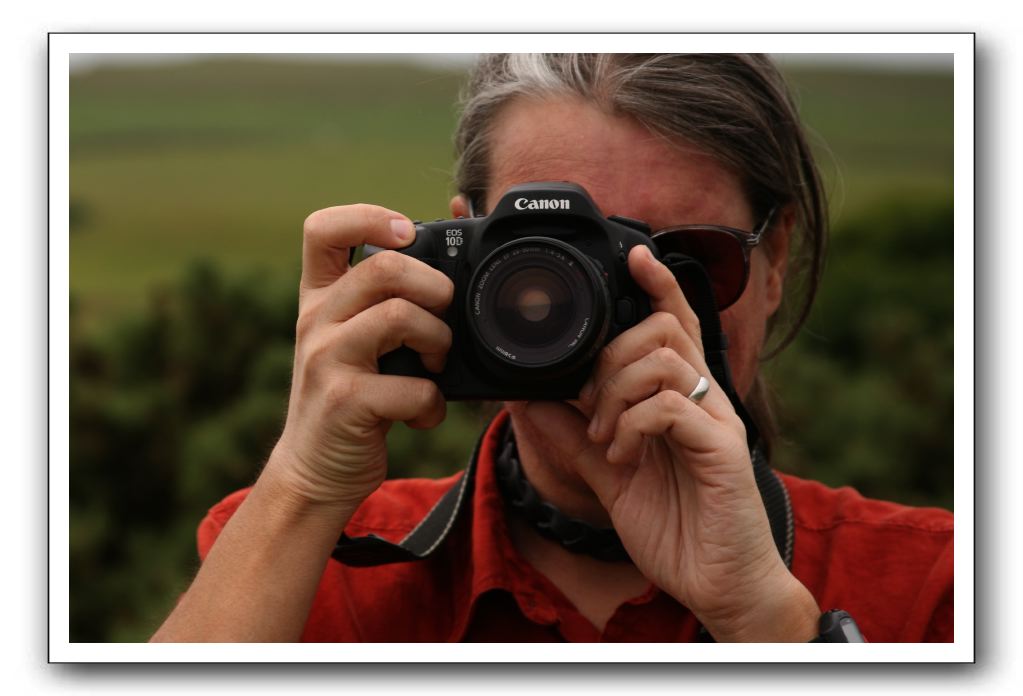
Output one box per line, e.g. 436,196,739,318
152,95,819,643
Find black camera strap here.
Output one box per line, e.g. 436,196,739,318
660,253,759,448
329,430,483,567
332,253,793,570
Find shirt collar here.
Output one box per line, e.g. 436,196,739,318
447,409,670,640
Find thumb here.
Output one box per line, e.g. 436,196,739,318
520,401,630,512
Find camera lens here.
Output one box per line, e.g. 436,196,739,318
469,238,609,372
513,287,552,323
494,267,571,348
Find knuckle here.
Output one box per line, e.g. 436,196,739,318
651,345,682,369
437,274,455,305
379,297,413,326
295,335,332,380
651,311,682,335
616,404,636,431
600,340,622,370
325,377,358,410
306,334,333,363
413,378,442,406
436,321,454,350
656,389,688,412
618,399,645,432
303,209,328,239
681,310,702,339
367,250,407,285
726,411,747,439
300,205,341,240
598,370,620,399
294,308,319,341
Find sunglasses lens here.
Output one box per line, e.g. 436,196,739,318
653,227,747,309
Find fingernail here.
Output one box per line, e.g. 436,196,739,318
587,414,601,440
391,218,414,243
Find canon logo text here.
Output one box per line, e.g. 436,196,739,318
514,197,571,211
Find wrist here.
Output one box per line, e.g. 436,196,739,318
258,448,362,531
698,567,820,643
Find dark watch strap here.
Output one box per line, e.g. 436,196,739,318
811,609,867,643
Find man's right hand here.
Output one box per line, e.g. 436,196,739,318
151,204,454,642
265,204,455,517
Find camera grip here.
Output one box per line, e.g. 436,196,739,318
377,345,432,380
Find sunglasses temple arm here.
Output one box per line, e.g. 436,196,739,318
748,207,778,246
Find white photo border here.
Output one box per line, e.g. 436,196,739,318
50,31,974,663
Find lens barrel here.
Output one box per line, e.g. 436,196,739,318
468,237,610,374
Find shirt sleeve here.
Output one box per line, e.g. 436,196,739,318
914,535,955,642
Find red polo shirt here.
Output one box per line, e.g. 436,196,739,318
197,411,954,642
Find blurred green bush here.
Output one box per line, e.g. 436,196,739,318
69,261,490,641
767,195,954,510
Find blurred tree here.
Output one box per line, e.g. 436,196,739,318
69,260,486,641
766,195,954,510
70,262,297,640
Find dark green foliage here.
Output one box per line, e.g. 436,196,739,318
766,196,954,510
70,262,298,640
69,261,490,641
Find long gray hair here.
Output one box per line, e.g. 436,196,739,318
453,53,828,452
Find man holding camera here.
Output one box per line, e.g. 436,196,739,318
153,54,952,643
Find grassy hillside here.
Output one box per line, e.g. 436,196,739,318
69,58,953,325
70,59,464,323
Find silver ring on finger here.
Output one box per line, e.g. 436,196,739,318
687,375,710,404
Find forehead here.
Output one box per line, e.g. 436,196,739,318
485,97,753,230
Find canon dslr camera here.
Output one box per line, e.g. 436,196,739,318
367,182,657,400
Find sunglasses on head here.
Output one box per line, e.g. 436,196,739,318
651,207,776,311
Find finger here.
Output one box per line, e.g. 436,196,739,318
605,390,724,466
334,298,453,373
324,250,454,323
518,401,630,512
628,245,703,353
301,204,416,292
351,373,446,429
580,311,708,409
588,346,708,444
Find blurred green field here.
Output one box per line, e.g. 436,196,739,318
70,58,953,326
70,59,464,325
